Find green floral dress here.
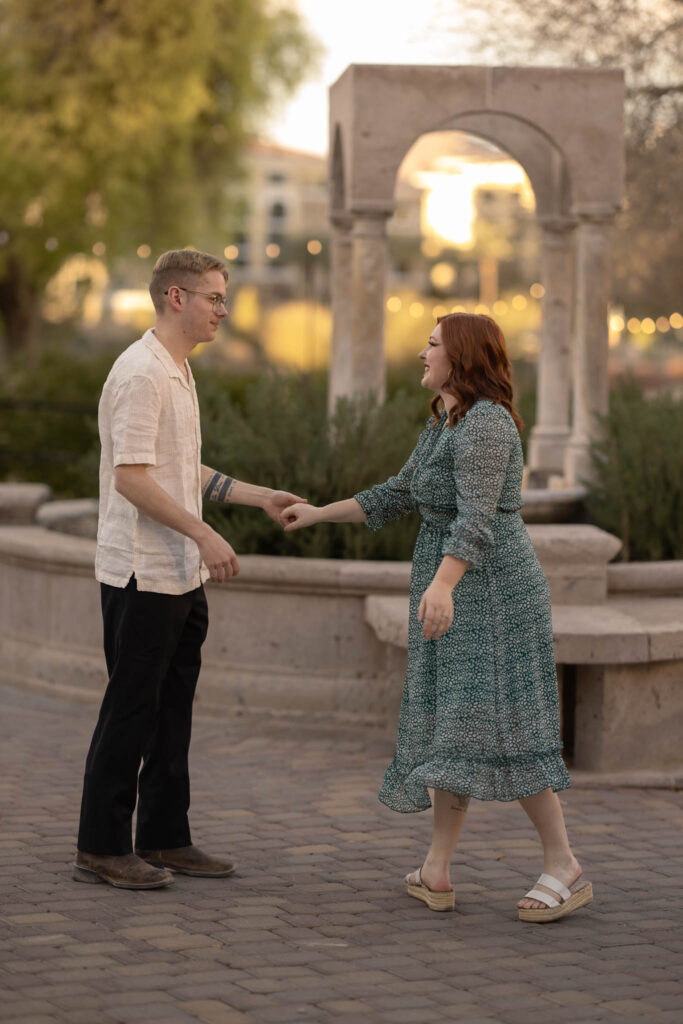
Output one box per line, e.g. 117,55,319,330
354,400,570,810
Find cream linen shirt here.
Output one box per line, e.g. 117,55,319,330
95,329,210,595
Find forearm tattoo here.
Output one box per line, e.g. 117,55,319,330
203,472,235,503
450,795,470,813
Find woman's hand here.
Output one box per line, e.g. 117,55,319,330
282,502,321,532
418,580,454,640
263,490,308,525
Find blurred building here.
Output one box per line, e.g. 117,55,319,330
221,140,424,295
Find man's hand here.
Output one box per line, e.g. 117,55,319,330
418,580,454,640
197,526,240,583
263,490,308,525
282,503,321,532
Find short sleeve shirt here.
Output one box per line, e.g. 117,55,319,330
95,329,210,594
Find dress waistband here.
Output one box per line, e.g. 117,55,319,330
418,505,521,527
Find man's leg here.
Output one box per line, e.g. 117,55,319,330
135,586,235,878
77,579,194,856
135,585,209,850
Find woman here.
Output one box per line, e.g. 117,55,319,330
283,313,592,923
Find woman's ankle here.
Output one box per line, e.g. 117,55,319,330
421,855,452,891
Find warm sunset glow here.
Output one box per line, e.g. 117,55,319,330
416,161,534,247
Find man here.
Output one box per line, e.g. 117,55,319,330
74,248,303,889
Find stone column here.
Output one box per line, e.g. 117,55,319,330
526,218,577,484
348,202,394,404
564,211,615,485
328,211,353,415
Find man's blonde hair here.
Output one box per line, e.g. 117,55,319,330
150,249,229,313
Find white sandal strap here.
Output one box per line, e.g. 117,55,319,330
538,873,572,901
525,887,560,908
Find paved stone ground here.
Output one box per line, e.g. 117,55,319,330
1,684,682,1024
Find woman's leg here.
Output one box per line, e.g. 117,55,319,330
408,789,470,892
517,788,582,909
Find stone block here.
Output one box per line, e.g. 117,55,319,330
527,524,622,604
36,499,98,538
0,483,51,523
573,662,683,772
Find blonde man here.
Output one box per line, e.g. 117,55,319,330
74,249,304,889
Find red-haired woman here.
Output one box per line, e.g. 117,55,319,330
283,313,592,923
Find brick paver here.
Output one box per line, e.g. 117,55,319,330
1,684,682,1024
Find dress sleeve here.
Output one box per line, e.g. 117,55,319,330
442,403,516,567
354,424,429,531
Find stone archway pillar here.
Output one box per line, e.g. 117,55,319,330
564,212,615,485
527,217,577,484
348,203,394,404
328,212,353,414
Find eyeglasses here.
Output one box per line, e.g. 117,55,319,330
164,286,228,312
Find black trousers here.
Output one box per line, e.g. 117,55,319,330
77,577,209,855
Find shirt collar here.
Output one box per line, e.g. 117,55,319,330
143,329,190,385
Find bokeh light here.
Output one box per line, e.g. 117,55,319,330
429,262,456,290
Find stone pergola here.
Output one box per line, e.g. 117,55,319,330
328,65,624,485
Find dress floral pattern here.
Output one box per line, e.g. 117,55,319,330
354,400,570,810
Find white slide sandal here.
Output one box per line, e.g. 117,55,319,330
518,872,593,923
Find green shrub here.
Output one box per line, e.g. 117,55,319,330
0,345,538,561
585,378,683,561
0,347,111,497
197,370,425,560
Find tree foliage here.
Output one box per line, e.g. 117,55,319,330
0,0,318,351
446,0,683,312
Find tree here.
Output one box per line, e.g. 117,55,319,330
0,0,319,351
444,0,683,313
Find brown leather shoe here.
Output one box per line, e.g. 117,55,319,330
73,851,173,889
135,844,236,878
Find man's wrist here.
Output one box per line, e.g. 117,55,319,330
258,486,275,509
189,520,214,544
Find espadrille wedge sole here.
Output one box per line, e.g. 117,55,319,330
405,867,455,912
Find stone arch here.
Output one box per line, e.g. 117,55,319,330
328,65,625,484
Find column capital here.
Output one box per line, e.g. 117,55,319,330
349,200,396,220
538,216,578,235
571,202,619,225
330,209,353,232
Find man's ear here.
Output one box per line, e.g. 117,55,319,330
166,285,184,312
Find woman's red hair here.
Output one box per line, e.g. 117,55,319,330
430,313,524,434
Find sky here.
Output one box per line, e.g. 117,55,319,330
265,0,477,155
